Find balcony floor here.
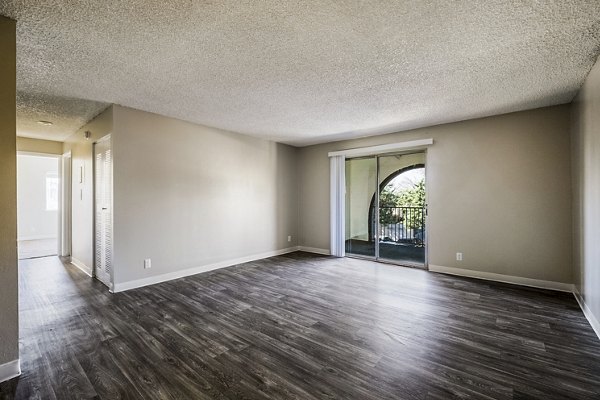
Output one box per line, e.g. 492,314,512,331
345,239,426,265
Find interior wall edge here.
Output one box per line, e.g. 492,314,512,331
569,52,600,337
0,15,18,366
61,105,114,150
574,288,600,340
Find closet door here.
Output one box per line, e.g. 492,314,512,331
94,135,113,288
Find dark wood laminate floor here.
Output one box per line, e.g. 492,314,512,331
1,252,599,400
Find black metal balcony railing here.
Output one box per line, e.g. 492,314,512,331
371,206,425,246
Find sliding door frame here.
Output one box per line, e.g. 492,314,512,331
343,155,379,260
376,151,428,269
343,149,430,270
375,156,381,260
59,151,72,257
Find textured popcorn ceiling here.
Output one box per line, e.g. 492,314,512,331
2,1,600,145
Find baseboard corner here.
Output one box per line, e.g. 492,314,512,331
69,257,93,277
296,246,331,255
0,359,21,383
573,288,600,340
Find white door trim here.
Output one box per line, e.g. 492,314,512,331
59,151,72,257
328,138,433,158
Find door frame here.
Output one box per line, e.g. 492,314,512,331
328,139,433,263
344,151,429,269
16,151,62,256
377,152,428,269
59,151,72,257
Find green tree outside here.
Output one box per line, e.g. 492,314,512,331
379,178,425,229
398,179,425,208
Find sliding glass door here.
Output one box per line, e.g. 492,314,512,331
345,157,377,258
345,152,427,267
377,154,426,265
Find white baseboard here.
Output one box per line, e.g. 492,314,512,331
0,359,20,383
113,247,299,293
428,264,574,292
297,246,331,255
573,288,600,340
70,257,92,277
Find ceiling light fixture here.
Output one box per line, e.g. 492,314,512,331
84,131,91,140
37,120,53,126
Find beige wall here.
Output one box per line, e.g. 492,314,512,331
112,106,298,285
571,56,600,323
0,16,18,366
17,137,63,155
299,105,573,284
63,107,113,274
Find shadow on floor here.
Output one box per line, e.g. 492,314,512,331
18,238,58,260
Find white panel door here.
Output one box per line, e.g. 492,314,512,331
94,135,113,288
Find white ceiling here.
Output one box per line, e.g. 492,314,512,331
2,1,600,146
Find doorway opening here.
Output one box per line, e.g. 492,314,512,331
16,153,60,260
345,152,427,267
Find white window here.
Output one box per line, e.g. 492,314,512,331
46,173,59,211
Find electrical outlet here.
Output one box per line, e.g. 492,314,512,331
287,235,292,242
144,258,152,269
456,252,463,261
